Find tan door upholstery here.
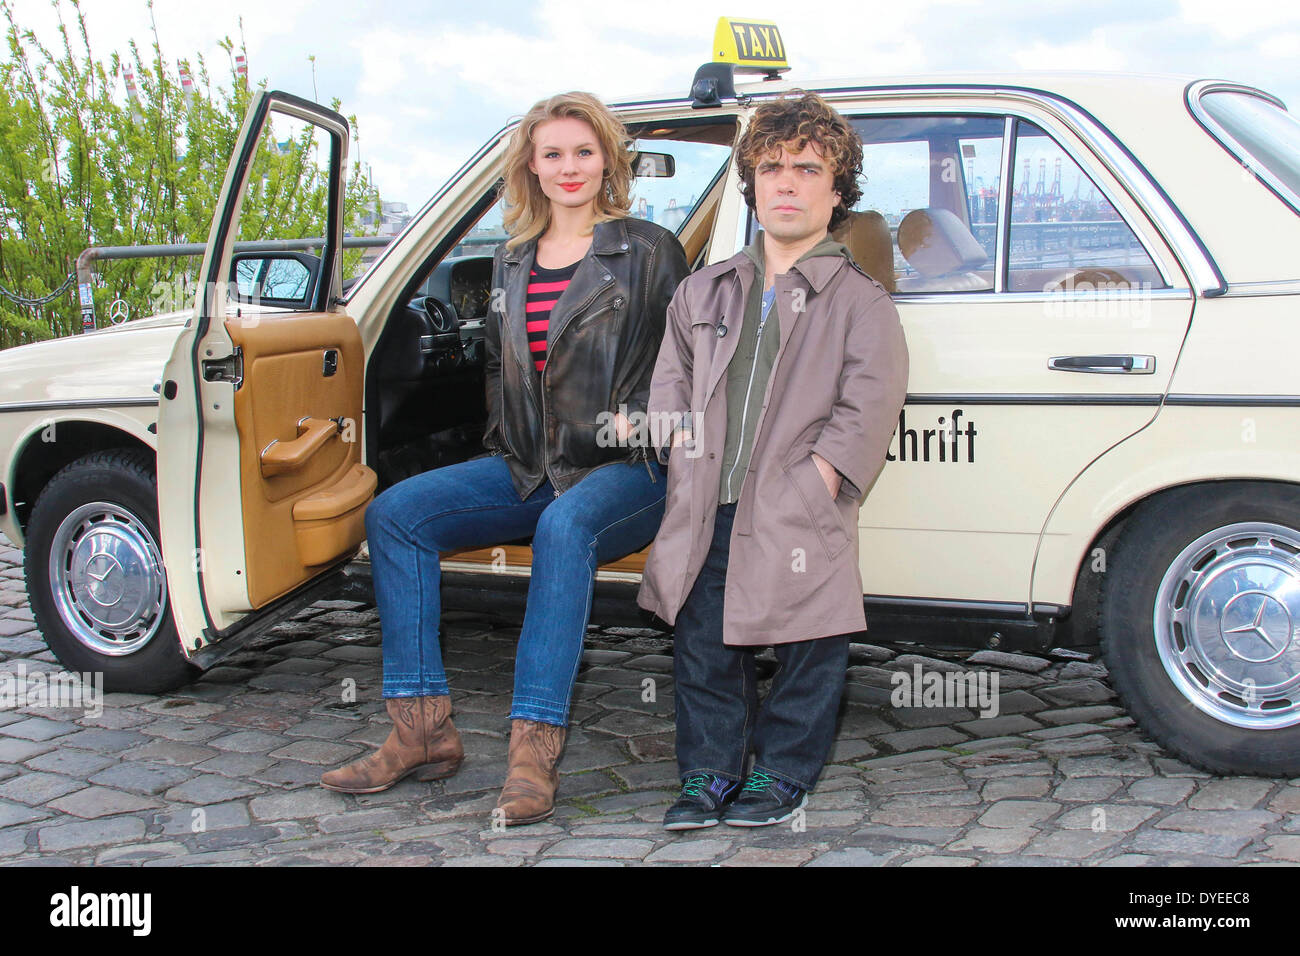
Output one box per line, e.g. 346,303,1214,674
226,310,374,608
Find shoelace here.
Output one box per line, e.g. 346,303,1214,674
681,773,712,797
742,770,778,793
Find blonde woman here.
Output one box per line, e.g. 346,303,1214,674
322,92,689,826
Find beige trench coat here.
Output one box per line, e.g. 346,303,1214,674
636,247,909,646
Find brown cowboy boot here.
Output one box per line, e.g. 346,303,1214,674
495,719,567,825
320,696,463,793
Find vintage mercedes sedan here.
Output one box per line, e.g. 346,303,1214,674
2,25,1299,776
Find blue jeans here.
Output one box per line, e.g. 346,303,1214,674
672,503,850,792
366,454,666,726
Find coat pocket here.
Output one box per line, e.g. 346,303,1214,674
784,454,852,561
550,419,602,467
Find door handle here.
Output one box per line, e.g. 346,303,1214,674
1048,354,1155,374
260,417,339,477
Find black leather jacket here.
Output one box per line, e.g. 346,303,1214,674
484,216,690,499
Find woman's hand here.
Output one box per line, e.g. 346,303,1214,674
613,411,632,444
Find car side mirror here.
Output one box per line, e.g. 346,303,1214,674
230,251,320,309
631,151,676,178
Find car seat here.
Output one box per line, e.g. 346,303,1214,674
895,207,992,292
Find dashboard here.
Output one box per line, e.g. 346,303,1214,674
421,254,494,322
395,254,494,376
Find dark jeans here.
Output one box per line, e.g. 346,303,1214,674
672,503,849,792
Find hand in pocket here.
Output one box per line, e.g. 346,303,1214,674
810,452,842,499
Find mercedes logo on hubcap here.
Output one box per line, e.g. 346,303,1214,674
83,552,126,607
1220,590,1293,663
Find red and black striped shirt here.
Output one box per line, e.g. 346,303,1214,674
525,260,579,373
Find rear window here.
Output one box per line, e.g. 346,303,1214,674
1196,89,1300,216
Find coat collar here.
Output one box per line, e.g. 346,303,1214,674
501,217,631,264
704,231,851,294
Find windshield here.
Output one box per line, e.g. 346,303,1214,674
1197,89,1300,216
344,121,734,293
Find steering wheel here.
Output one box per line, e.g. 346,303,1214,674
423,296,459,333
418,296,460,356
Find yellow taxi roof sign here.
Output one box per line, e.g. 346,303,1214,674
713,17,789,74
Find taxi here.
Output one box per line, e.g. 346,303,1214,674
2,19,1300,777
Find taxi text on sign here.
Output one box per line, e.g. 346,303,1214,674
713,18,788,69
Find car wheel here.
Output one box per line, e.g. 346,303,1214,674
1101,482,1300,776
22,448,198,693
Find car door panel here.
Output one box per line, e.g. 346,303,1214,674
844,105,1194,606
225,310,369,607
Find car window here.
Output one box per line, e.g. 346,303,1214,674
233,112,333,304
1007,121,1167,293
416,120,736,294
1196,90,1300,217
626,135,734,234
846,115,1005,293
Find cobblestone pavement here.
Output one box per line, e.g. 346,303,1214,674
2,531,1297,867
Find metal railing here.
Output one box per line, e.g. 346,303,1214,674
73,237,393,332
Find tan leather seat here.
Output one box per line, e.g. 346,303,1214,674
895,207,992,292
832,209,895,292
1046,267,1133,292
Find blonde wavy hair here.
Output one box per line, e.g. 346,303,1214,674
502,91,634,249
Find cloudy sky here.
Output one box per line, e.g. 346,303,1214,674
11,0,1300,207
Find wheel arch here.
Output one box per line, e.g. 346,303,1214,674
7,417,156,544
1054,477,1300,647
1033,406,1300,612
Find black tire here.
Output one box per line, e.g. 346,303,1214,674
22,448,199,693
1101,482,1300,776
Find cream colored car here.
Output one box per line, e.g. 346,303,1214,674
2,57,1300,776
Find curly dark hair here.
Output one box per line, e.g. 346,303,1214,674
736,91,863,231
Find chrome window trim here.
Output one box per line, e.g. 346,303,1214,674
792,85,1224,296
831,100,1177,291
503,83,1223,296
1187,80,1300,218
0,398,160,414
890,287,1191,304
1220,279,1300,297
994,116,1014,293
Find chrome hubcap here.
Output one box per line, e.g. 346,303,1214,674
1154,521,1300,729
48,502,167,656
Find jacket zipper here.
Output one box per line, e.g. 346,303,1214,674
596,295,652,482
541,272,615,496
499,259,548,498
723,290,773,500
573,295,624,333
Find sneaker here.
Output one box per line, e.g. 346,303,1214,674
663,773,741,830
721,770,807,827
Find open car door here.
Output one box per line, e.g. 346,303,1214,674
157,91,375,656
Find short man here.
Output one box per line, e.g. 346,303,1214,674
638,92,909,828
